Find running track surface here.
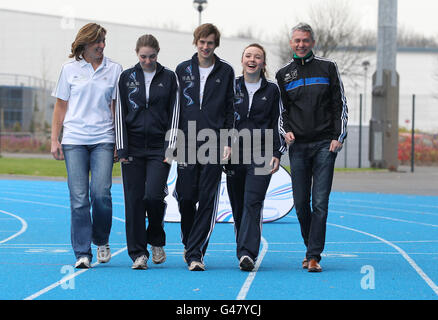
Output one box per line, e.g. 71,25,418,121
0,179,437,300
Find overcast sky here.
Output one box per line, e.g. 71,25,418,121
1,0,437,39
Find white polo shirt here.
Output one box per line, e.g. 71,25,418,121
52,56,123,145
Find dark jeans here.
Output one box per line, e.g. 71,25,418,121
288,140,337,262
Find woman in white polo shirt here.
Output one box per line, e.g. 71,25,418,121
51,23,122,269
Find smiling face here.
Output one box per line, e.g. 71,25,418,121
242,46,265,77
137,46,158,72
196,33,217,63
83,36,105,62
289,30,315,58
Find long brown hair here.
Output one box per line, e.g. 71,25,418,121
242,43,268,78
69,23,107,61
135,34,160,53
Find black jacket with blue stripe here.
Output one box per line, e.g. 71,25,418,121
175,53,235,149
234,75,286,160
275,52,348,143
115,62,179,159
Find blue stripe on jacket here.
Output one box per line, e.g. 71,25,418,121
285,77,329,91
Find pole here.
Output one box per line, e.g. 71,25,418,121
411,94,415,173
344,137,348,168
0,107,3,158
359,94,363,168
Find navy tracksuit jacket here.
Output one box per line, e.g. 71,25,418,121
226,75,286,261
115,62,179,262
174,53,235,265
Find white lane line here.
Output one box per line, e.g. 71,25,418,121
333,203,438,217
332,210,438,228
0,210,28,244
0,197,69,209
328,223,438,296
236,236,268,300
23,215,127,300
341,198,438,210
24,246,127,300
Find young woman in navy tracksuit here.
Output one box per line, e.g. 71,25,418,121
226,43,286,271
115,34,179,270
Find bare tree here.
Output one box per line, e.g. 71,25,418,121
397,25,438,48
275,0,369,81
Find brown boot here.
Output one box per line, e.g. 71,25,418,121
308,259,322,272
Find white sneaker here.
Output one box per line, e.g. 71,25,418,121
188,261,205,271
97,243,111,263
132,255,148,270
151,246,166,264
75,256,91,269
239,256,255,271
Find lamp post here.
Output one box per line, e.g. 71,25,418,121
193,0,208,26
362,60,370,126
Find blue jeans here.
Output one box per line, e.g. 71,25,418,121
288,140,337,262
62,143,114,260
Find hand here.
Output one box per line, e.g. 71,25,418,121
270,157,280,174
222,146,232,161
284,132,295,145
113,148,119,163
119,158,129,163
163,157,173,165
51,140,64,160
329,140,343,153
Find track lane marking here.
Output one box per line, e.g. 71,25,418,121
329,223,438,296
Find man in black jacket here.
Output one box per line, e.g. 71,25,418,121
276,23,348,272
174,23,235,271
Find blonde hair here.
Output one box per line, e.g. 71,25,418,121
69,23,107,60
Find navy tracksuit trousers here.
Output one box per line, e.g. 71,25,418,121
121,155,170,262
226,163,271,261
175,163,222,265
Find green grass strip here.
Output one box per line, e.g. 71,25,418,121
0,157,121,178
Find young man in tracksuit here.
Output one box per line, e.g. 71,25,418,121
174,23,235,271
276,23,348,272
115,35,179,269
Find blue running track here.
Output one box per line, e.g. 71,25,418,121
0,179,437,300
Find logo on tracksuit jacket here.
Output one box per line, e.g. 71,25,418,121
182,65,195,106
127,71,140,110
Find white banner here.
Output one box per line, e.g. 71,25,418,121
164,163,294,223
